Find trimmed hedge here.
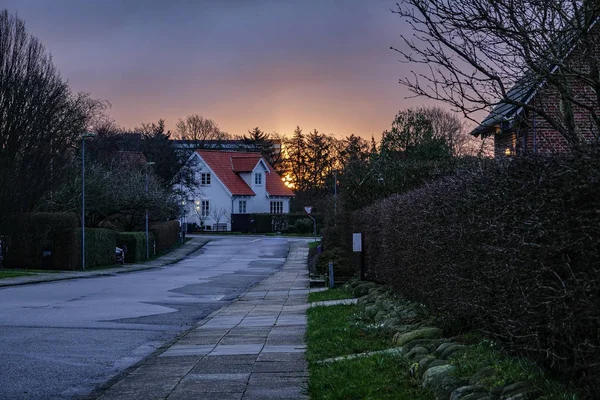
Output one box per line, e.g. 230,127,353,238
249,213,323,234
117,232,155,262
54,228,116,270
350,150,600,395
150,221,180,253
3,212,78,269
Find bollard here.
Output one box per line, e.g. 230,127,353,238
328,261,334,289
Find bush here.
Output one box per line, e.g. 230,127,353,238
117,232,155,262
349,150,600,395
294,218,313,234
248,213,323,234
150,221,180,254
3,212,78,269
54,228,116,270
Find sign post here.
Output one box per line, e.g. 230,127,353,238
305,206,316,243
353,233,365,280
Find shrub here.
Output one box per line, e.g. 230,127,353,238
294,218,313,234
349,149,600,395
54,228,116,270
3,212,78,269
150,221,180,253
117,232,155,262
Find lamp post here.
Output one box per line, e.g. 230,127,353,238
145,161,155,260
180,200,186,244
81,132,96,270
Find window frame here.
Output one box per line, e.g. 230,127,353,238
200,173,211,186
239,200,247,214
254,172,262,186
201,199,210,217
270,200,283,214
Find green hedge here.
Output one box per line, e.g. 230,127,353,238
349,150,600,395
3,212,78,269
117,232,155,262
249,213,323,234
54,228,116,270
150,221,180,253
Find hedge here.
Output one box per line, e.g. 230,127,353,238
150,221,180,253
249,213,323,234
117,232,155,262
349,150,600,395
54,228,116,270
3,212,78,269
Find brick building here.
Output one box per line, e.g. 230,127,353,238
471,17,600,158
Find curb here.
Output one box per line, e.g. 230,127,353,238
0,239,210,288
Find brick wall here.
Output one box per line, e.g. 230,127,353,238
494,22,600,157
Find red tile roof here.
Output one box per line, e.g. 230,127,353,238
195,150,294,197
231,155,260,172
266,170,295,197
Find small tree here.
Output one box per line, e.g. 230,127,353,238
210,207,229,231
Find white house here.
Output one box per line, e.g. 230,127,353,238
178,150,295,231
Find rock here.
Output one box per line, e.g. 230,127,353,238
441,344,469,359
436,342,458,356
374,310,387,321
418,355,437,371
428,359,450,368
422,365,466,400
381,318,401,330
364,304,378,318
469,366,497,386
490,386,504,399
406,346,429,361
450,385,488,400
393,327,444,346
500,382,537,400
402,339,435,352
353,282,377,297
461,394,491,400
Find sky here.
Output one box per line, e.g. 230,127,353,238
2,0,443,139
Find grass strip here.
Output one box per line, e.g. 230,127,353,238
0,270,36,279
306,304,432,399
308,288,354,303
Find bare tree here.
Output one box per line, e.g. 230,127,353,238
0,10,103,230
175,114,230,149
210,207,229,231
393,0,600,145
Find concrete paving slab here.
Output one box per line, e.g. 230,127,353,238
96,244,309,400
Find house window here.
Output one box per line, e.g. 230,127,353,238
201,200,210,217
239,200,247,214
270,200,283,214
200,173,211,186
254,172,262,185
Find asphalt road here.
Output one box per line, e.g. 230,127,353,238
0,236,295,400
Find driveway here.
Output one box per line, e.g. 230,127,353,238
0,236,299,399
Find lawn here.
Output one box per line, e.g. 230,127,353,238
308,288,354,302
0,270,36,279
306,304,432,399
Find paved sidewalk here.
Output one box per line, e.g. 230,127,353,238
0,238,209,288
97,243,310,400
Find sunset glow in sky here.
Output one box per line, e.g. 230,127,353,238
4,0,441,138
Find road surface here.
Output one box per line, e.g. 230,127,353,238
0,236,297,399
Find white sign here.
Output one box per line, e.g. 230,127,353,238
304,206,313,214
352,233,362,252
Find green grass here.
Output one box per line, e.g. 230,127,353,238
0,270,36,279
308,241,321,250
451,340,579,399
308,288,354,302
306,304,433,399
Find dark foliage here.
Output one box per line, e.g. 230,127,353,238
116,232,154,262
149,221,180,253
351,149,600,395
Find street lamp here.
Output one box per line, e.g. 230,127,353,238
145,161,155,260
81,132,96,270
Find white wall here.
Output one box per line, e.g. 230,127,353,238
182,157,234,231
